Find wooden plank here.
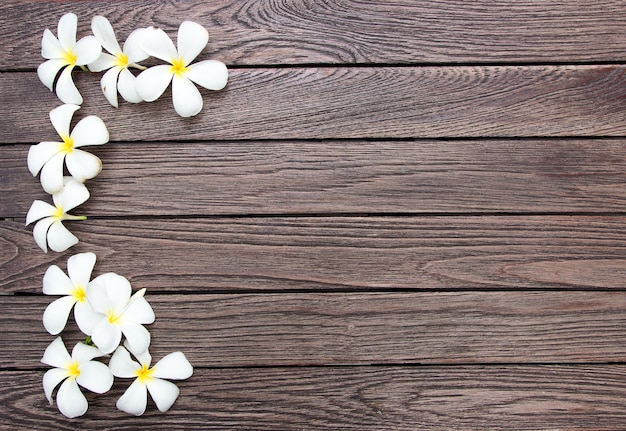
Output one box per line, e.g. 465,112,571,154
3,139,626,218
4,0,626,67
3,291,626,368
3,366,626,430
2,216,625,294
3,66,626,143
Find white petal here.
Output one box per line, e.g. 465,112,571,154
152,352,193,380
71,115,109,147
99,66,121,107
140,27,177,62
72,341,105,363
124,340,151,366
39,151,66,194
88,52,118,72
37,59,67,91
91,16,121,56
121,323,151,355
43,296,76,335
91,319,122,354
187,60,228,91
76,361,113,393
47,221,79,252
172,75,202,118
124,293,155,324
55,65,82,105
177,21,208,65
49,104,80,139
41,337,71,368
41,29,64,59
56,378,87,418
43,368,68,404
124,28,150,63
103,273,132,313
135,65,173,102
66,149,102,182
146,378,180,412
57,13,77,52
26,200,55,225
109,346,141,378
33,217,55,253
28,141,61,177
86,273,113,314
74,300,104,335
116,379,147,416
117,68,143,103
43,264,73,295
53,179,89,211
67,252,96,288
74,36,102,66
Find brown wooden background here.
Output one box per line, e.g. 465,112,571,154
1,1,626,429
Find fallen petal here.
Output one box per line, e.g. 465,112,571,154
172,75,202,117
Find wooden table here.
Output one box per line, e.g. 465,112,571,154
1,1,626,429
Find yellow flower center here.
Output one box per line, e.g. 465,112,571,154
136,364,155,383
64,49,78,66
115,53,129,68
67,361,81,379
53,206,65,220
107,310,122,324
170,58,188,77
60,135,74,154
72,285,87,303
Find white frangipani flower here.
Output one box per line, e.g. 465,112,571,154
109,345,193,416
88,16,149,107
41,337,113,418
38,13,102,105
27,104,109,194
135,21,228,117
42,252,103,336
87,273,155,354
26,178,89,253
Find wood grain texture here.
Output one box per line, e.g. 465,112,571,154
2,216,625,294
3,366,626,430
3,139,626,218
4,0,626,67
3,292,626,368
3,66,626,143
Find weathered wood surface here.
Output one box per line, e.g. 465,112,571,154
4,0,626,67
3,139,626,218
2,366,626,430
3,216,625,294
3,65,626,143
3,292,626,369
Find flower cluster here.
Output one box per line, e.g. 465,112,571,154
41,253,192,418
27,12,225,418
